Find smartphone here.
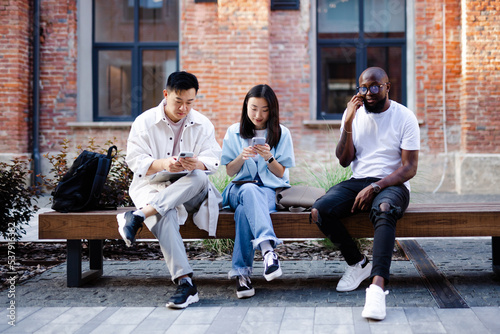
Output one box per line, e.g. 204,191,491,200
251,137,266,146
232,180,258,185
178,152,194,158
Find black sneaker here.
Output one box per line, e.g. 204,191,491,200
236,275,255,299
167,280,199,309
263,251,282,281
117,211,144,247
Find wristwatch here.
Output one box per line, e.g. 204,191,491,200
371,183,381,193
266,156,275,164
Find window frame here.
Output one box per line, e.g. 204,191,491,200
316,0,407,120
271,0,300,10
92,0,179,122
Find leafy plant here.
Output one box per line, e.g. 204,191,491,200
0,159,41,240
201,238,234,256
294,154,353,191
43,138,134,208
204,166,235,254
209,166,234,194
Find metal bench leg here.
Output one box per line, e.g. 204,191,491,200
89,240,104,271
493,237,500,275
66,239,104,287
67,239,82,287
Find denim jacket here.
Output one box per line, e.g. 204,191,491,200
220,123,295,207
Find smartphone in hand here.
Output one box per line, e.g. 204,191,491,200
251,137,266,146
178,152,194,158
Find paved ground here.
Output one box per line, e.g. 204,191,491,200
1,193,500,333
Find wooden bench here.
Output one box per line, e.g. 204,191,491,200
39,203,500,287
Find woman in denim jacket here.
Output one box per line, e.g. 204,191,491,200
221,84,295,298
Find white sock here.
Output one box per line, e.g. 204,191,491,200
133,210,146,219
260,240,274,256
369,284,384,292
180,276,193,286
358,256,366,266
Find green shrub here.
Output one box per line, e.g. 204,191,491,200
209,166,234,194
294,156,353,190
204,167,235,254
0,159,41,240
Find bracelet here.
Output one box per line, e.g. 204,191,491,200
343,128,352,134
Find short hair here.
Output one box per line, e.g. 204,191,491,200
240,84,281,149
165,71,199,94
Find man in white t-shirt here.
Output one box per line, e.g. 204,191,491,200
117,71,222,309
311,67,420,320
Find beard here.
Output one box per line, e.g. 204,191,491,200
364,96,388,114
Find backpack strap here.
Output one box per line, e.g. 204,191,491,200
83,146,117,209
107,145,118,159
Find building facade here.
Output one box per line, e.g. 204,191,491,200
1,0,499,194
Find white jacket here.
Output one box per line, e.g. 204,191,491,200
126,99,222,236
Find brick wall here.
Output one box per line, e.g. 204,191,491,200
0,0,31,156
37,1,78,152
181,0,273,142
460,0,500,153
181,0,320,158
414,0,462,154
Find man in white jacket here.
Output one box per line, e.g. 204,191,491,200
117,71,222,309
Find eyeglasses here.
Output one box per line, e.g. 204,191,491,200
356,83,388,95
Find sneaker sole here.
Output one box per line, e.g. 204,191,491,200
237,288,255,299
264,267,282,281
336,263,372,292
361,309,386,320
117,213,132,247
166,293,200,309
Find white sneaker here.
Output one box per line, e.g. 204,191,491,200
263,251,282,281
362,284,389,320
336,258,372,292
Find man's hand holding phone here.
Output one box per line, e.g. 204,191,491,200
157,157,184,173
176,152,199,171
346,93,364,123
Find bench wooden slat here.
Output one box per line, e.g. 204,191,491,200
38,203,500,240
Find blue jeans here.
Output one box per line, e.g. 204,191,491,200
312,177,410,284
227,183,281,277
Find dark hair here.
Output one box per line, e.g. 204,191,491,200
239,84,281,149
165,71,199,94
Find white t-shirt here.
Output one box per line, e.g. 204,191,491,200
340,100,420,190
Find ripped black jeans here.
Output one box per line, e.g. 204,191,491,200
311,177,410,284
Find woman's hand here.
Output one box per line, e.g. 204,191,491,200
253,143,272,161
240,146,258,160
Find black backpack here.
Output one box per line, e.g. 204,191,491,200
51,146,118,212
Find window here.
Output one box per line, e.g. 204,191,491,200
317,0,406,120
271,0,300,10
93,0,179,121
